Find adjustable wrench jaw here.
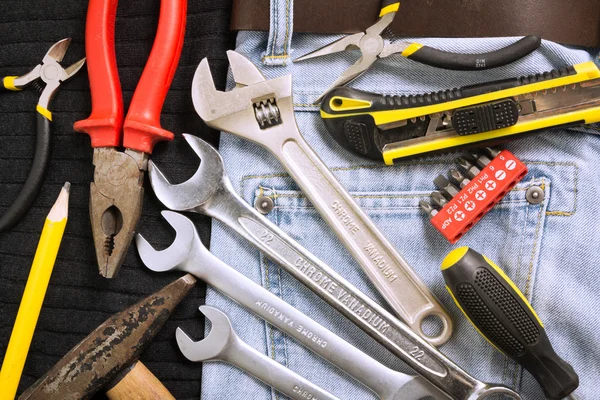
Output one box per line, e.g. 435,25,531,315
192,52,299,152
135,211,208,275
176,306,234,362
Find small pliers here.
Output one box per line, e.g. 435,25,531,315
74,0,187,278
0,39,85,232
294,1,541,103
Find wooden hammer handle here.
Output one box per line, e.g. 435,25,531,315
105,361,175,400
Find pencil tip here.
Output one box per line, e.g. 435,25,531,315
47,183,71,221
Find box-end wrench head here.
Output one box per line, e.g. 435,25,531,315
176,306,340,400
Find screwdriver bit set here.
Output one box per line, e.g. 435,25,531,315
420,148,527,243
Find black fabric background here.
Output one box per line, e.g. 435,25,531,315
0,1,235,398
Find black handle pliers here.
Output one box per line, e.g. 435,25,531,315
294,1,541,103
0,38,85,231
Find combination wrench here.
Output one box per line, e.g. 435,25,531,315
191,50,452,345
177,305,340,400
136,211,450,400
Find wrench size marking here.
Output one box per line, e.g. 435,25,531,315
260,230,274,244
409,346,425,361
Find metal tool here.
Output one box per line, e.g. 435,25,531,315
293,1,541,102
441,247,579,400
319,62,600,164
191,50,453,346
137,211,519,400
0,39,84,232
148,135,453,371
73,0,186,278
178,306,340,400
19,274,196,399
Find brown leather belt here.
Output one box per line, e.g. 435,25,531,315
231,0,600,48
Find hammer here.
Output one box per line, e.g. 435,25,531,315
19,274,196,399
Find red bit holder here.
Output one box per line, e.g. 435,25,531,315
430,150,527,243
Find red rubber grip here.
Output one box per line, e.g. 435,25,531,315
431,150,528,244
73,0,123,148
123,0,186,154
74,0,186,153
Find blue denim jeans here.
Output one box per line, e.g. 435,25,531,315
201,17,600,400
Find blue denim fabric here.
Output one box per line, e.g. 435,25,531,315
201,30,600,400
261,0,294,66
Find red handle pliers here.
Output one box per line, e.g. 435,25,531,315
74,0,187,278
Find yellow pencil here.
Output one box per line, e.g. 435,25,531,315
0,183,70,399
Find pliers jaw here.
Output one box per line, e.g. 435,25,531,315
11,38,86,109
90,148,148,278
293,12,396,104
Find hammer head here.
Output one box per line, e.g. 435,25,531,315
19,274,196,400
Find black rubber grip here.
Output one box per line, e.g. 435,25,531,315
443,248,579,400
407,36,542,71
0,112,52,231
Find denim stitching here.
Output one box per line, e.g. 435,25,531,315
271,0,279,57
505,182,536,384
263,257,280,400
514,184,546,390
273,198,290,368
283,0,291,56
241,160,576,215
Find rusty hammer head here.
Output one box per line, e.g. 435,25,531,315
19,274,196,399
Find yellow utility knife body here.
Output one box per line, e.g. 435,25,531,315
441,247,579,400
320,62,600,164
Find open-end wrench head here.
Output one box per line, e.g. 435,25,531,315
191,52,295,145
149,135,225,212
176,306,234,362
135,211,204,274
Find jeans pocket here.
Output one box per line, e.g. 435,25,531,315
246,174,551,399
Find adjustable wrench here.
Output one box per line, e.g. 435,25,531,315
177,305,340,400
136,211,451,400
191,50,452,345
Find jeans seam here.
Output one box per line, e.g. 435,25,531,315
283,0,291,56
274,202,290,369
513,181,546,391
263,257,280,400
270,0,279,58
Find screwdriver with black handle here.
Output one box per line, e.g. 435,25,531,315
441,247,579,399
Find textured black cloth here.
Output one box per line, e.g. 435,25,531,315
0,1,235,398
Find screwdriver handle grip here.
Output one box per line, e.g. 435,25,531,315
441,247,579,400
